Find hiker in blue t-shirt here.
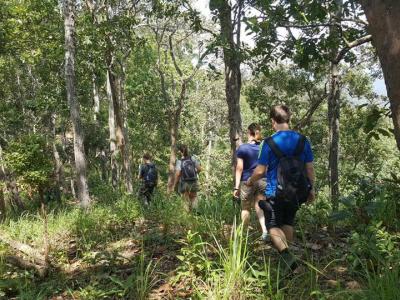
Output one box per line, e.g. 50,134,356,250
246,105,316,275
233,123,269,241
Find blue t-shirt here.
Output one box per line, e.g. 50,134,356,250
258,130,314,197
236,142,265,181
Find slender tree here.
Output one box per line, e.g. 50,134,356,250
63,0,91,208
210,0,243,169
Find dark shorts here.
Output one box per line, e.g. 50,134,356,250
139,182,155,198
259,198,299,229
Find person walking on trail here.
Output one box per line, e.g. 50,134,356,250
174,145,202,212
233,123,269,242
138,153,158,205
246,105,315,275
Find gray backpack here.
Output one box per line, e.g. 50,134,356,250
181,157,197,181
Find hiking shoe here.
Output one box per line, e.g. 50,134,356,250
261,232,270,243
278,250,298,277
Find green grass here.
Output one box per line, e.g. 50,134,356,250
1,187,399,299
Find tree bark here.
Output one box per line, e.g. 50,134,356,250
328,62,341,211
107,70,119,189
51,114,63,202
361,0,400,151
167,118,179,193
0,183,5,222
215,0,243,170
328,0,343,212
92,74,100,122
106,65,133,193
166,82,185,193
63,0,91,208
118,65,133,194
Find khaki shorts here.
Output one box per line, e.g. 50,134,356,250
179,180,199,193
240,179,267,211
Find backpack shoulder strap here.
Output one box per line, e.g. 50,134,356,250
294,134,306,157
265,137,285,159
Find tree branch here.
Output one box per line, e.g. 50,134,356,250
294,82,328,130
334,34,372,63
168,33,183,78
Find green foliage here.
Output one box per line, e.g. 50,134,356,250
360,265,400,300
175,230,213,282
332,178,400,230
4,134,53,194
108,248,159,300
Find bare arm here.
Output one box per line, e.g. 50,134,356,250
173,170,181,189
305,162,316,203
233,158,244,197
305,162,315,187
234,158,244,190
138,166,143,180
247,164,267,186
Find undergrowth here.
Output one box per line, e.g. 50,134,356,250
0,182,399,299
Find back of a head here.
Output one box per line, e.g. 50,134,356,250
143,152,152,162
248,123,262,141
270,105,291,124
179,144,189,158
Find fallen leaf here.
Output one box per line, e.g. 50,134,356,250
333,266,347,274
346,280,361,290
325,279,339,288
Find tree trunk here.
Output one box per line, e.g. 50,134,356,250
167,115,179,193
119,66,133,194
328,0,342,212
328,62,340,211
51,113,63,202
0,181,5,222
106,68,133,193
63,0,91,208
107,70,119,189
216,1,243,170
361,0,400,151
92,74,100,122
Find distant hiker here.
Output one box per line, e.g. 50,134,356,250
174,145,201,212
233,123,269,242
138,153,158,205
246,105,315,275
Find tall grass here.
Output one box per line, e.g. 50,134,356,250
201,221,253,299
360,263,400,300
109,247,159,300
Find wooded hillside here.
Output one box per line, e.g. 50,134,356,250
0,0,399,299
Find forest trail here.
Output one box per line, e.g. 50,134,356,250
0,192,367,299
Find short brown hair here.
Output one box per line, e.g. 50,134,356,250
248,123,261,136
178,144,189,157
143,152,152,160
270,105,291,124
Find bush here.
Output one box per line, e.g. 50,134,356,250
4,134,53,201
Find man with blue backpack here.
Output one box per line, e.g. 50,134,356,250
138,153,158,205
246,105,316,275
